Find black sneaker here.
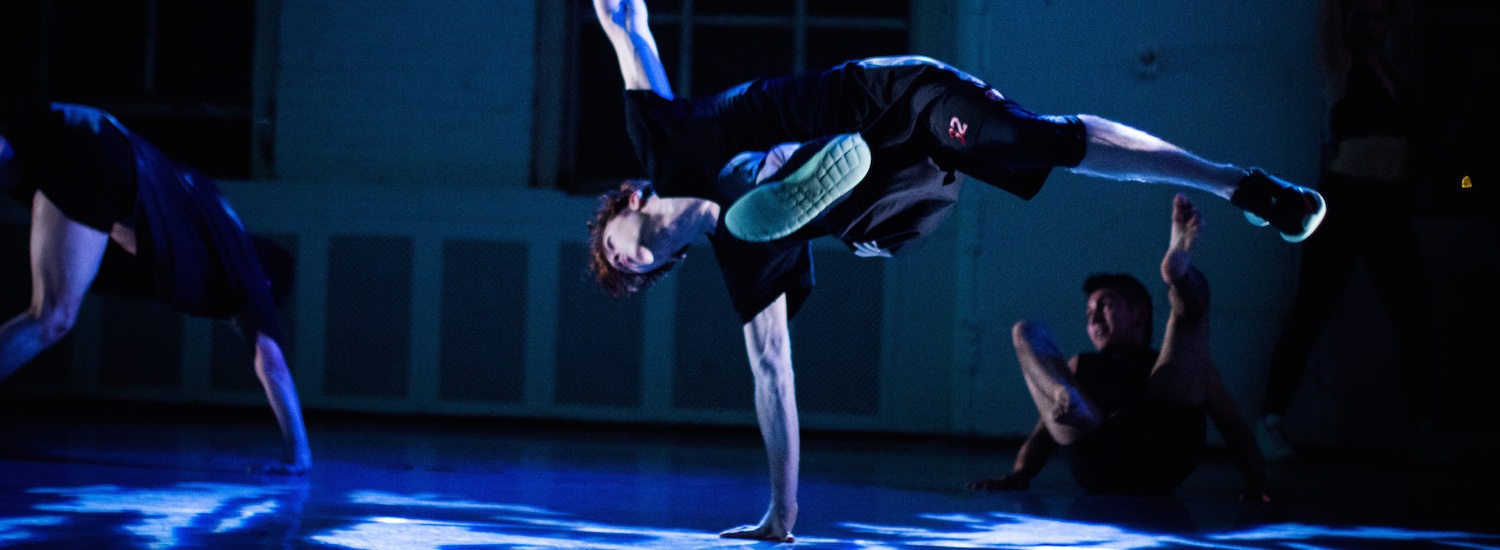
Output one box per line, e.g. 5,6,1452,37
724,133,871,242
1230,168,1327,243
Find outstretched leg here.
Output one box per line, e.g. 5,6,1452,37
0,191,110,379
1072,116,1325,242
1073,116,1243,200
921,79,1324,241
1013,321,1100,445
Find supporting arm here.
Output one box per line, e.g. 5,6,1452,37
1206,368,1274,501
967,419,1058,490
254,332,312,475
720,295,798,542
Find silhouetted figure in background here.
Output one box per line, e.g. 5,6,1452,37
1257,0,1435,462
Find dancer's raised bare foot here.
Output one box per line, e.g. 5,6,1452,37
1161,193,1200,284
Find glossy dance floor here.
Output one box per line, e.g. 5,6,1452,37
2,400,1497,549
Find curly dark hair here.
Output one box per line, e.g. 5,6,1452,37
587,180,678,298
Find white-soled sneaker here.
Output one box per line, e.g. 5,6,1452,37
724,133,871,243
1230,168,1327,243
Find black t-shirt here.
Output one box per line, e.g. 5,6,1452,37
623,60,970,322
1066,343,1207,494
1073,344,1162,416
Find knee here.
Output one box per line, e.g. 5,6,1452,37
1011,320,1030,340
1011,320,1046,348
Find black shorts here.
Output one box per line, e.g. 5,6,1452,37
848,59,1087,200
913,74,1088,200
1065,399,1207,495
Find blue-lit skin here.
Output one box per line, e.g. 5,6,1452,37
601,190,716,275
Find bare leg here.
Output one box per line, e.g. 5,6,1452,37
1072,115,1244,200
1072,115,1325,242
1013,321,1100,445
0,191,110,379
1149,194,1213,406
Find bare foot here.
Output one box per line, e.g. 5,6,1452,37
966,474,1029,491
720,505,795,543
720,523,794,543
250,459,310,476
1161,194,1201,284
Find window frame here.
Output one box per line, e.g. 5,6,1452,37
531,0,914,195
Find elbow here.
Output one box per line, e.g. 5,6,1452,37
1011,320,1038,348
255,357,291,385
747,339,794,384
748,346,794,382
29,298,85,348
253,339,292,383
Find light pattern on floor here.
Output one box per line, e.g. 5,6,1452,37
6,482,1498,548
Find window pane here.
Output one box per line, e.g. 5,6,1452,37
573,27,650,189
154,0,255,104
117,115,251,179
697,0,793,16
47,1,150,102
690,27,793,96
805,28,909,74
0,1,45,99
572,21,684,192
808,0,909,18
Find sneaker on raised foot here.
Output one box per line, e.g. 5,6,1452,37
1230,168,1327,243
725,133,871,243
